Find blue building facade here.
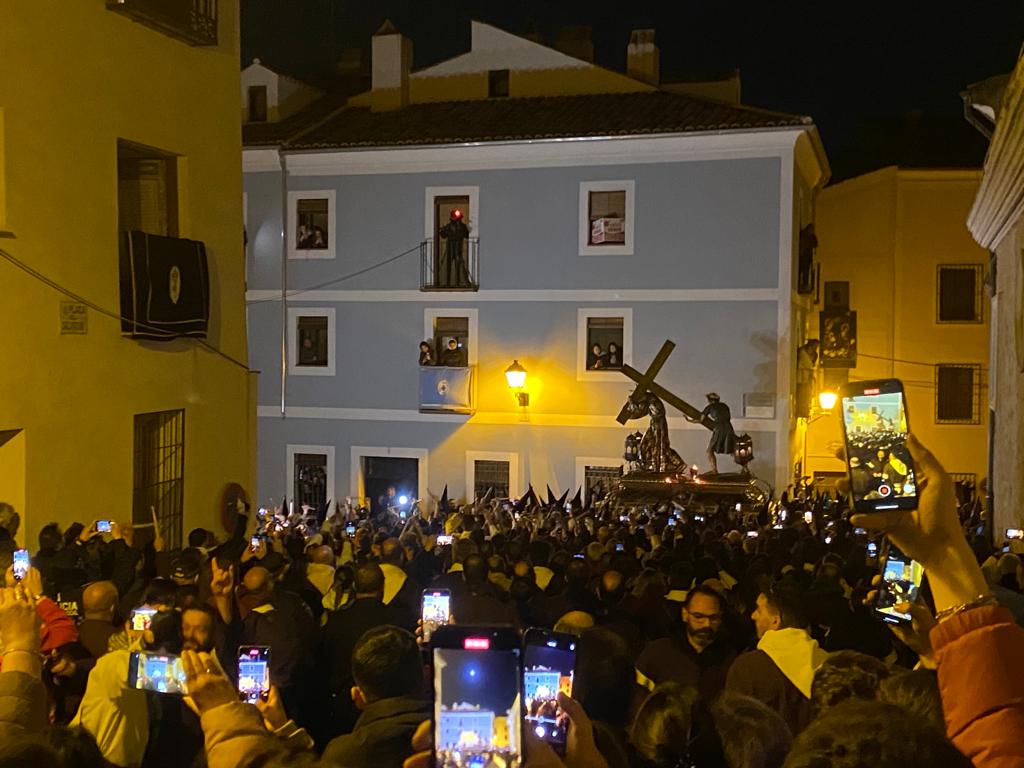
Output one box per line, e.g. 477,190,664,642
242,25,829,508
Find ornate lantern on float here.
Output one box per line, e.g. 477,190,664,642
734,434,754,471
624,431,642,464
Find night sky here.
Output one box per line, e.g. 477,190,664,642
438,649,519,714
241,1,1024,180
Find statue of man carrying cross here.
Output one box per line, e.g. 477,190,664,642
617,340,741,475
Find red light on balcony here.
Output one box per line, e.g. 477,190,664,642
452,208,463,219
464,637,490,650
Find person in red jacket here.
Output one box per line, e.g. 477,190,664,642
851,435,1024,768
2,564,77,657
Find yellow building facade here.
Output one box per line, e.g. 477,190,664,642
0,1,255,548
804,167,989,487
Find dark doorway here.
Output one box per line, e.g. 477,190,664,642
362,456,418,515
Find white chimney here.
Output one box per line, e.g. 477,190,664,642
371,20,413,111
627,29,659,86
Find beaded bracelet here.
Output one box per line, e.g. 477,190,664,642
935,594,998,622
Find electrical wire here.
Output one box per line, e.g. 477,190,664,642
0,245,252,372
246,244,421,304
858,351,988,372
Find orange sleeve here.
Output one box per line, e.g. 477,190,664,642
932,605,1024,768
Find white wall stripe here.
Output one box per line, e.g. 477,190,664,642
247,288,780,304
256,404,780,432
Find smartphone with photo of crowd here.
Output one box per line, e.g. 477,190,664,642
130,606,157,632
840,379,918,512
431,626,522,768
12,549,29,582
421,589,451,644
237,646,271,704
875,543,924,625
522,629,576,756
128,651,187,694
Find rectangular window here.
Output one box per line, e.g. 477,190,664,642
935,364,980,424
465,451,518,501
296,316,329,367
586,317,624,371
118,140,178,237
288,190,336,259
488,69,510,98
937,265,983,323
474,460,510,499
288,445,336,513
577,308,632,381
248,85,268,122
424,308,478,367
579,181,635,255
287,308,335,376
293,452,328,512
133,409,184,550
423,187,479,290
584,465,622,502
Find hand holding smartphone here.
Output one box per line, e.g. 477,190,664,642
12,549,30,582
130,606,157,632
237,646,271,704
421,589,451,644
128,651,188,694
840,379,918,512
431,626,522,768
875,543,925,625
523,628,576,756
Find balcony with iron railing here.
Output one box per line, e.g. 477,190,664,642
420,238,479,291
107,0,218,46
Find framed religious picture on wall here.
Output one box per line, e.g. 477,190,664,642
820,310,857,368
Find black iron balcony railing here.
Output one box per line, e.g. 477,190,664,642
107,0,218,46
420,237,479,291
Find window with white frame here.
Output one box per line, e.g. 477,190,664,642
575,456,625,504
466,451,519,501
288,307,335,376
579,180,635,255
577,308,632,381
424,308,478,367
288,190,336,259
287,445,335,513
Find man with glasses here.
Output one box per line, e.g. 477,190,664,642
635,585,737,702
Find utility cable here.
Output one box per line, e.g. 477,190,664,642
0,244,252,372
245,244,421,304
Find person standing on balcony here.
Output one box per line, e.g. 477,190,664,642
438,208,470,288
439,338,466,367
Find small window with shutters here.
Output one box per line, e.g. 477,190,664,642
937,265,983,323
935,364,980,424
117,140,178,237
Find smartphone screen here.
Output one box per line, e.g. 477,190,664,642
433,628,522,768
867,541,878,558
237,646,271,704
840,380,917,512
345,523,357,537
128,651,187,694
249,536,260,552
1006,529,1024,540
523,629,576,756
436,534,453,546
97,520,112,534
131,606,157,632
421,590,451,643
875,544,924,625
12,549,29,582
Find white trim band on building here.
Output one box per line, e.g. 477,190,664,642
256,404,779,432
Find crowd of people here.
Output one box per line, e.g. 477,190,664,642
0,435,1023,768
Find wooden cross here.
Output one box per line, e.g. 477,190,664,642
616,339,713,430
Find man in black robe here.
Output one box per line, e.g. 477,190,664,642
700,393,737,474
438,209,470,287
